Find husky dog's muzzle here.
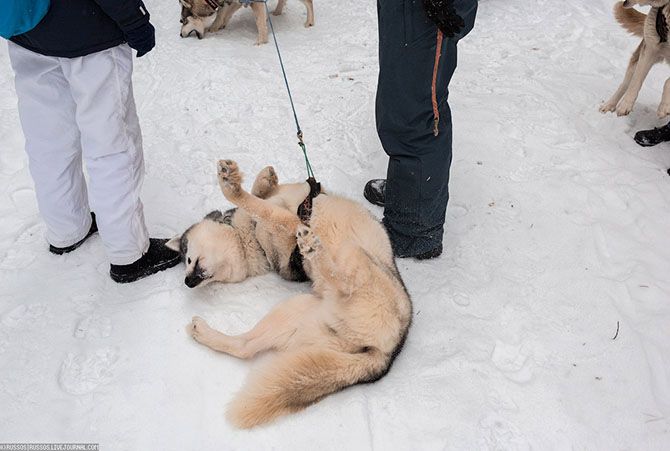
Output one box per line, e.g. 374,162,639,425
185,271,210,288
180,13,217,39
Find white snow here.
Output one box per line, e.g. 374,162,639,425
1,0,669,449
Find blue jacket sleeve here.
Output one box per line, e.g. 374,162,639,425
92,0,150,32
1,0,51,39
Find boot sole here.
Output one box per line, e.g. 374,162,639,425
110,255,181,284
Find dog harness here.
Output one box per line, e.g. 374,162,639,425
203,0,225,11
658,5,668,43
296,177,322,225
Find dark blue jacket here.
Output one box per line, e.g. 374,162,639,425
10,0,150,58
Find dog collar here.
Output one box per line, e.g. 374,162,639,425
297,177,322,225
203,0,224,11
657,5,668,43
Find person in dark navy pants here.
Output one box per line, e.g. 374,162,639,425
365,0,478,259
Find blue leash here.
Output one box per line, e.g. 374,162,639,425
239,0,314,179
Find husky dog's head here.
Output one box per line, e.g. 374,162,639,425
622,0,670,8
166,210,247,287
179,0,219,39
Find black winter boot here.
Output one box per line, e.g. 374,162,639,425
49,213,98,255
363,179,387,207
634,122,670,147
109,238,181,283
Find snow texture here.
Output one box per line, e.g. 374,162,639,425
1,0,669,449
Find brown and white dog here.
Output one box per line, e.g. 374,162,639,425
179,0,314,45
171,160,412,428
600,0,670,117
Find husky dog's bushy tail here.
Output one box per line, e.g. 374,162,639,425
614,1,646,36
227,347,389,428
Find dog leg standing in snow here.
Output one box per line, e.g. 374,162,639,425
599,0,670,117
3,0,181,283
186,160,412,428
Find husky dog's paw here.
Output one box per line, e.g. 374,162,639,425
658,102,670,118
189,316,213,343
218,159,242,195
599,101,617,114
252,166,279,199
296,225,320,257
616,98,634,116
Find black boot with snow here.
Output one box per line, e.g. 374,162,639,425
634,122,670,147
363,179,387,207
109,238,181,283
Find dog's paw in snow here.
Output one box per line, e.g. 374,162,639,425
599,101,617,114
296,225,320,257
189,316,213,343
658,102,670,118
218,159,242,195
616,98,635,116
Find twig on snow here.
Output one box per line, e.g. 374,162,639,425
612,321,620,340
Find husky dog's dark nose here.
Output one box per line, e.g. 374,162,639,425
622,0,631,8
185,274,204,288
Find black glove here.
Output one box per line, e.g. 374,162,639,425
125,21,155,57
422,0,465,38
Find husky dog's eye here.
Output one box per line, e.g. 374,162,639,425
187,258,192,264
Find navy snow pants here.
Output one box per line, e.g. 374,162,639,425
376,0,477,257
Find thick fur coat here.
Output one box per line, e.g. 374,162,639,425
172,160,412,428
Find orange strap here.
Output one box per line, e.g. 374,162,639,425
431,30,443,137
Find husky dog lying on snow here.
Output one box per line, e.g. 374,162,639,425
600,0,670,117
168,160,412,428
179,0,314,45
166,164,313,287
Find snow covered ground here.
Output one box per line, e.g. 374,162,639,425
1,0,669,449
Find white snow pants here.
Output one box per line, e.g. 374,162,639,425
8,42,150,265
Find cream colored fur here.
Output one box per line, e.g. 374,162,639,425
179,0,314,45
166,165,312,287
187,160,412,428
600,0,670,117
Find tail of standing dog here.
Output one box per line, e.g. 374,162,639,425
614,1,646,36
227,347,388,428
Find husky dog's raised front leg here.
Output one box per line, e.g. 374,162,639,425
189,294,320,358
218,160,301,235
296,225,375,296
600,42,641,114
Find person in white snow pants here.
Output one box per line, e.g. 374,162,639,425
9,42,149,264
4,0,181,283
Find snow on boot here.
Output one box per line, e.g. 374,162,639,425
634,122,670,147
109,238,181,283
363,179,387,207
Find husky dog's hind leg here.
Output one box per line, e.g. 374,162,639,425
217,159,301,236
189,293,321,358
251,166,279,199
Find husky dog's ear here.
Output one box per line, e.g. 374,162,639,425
179,0,192,8
166,235,182,252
